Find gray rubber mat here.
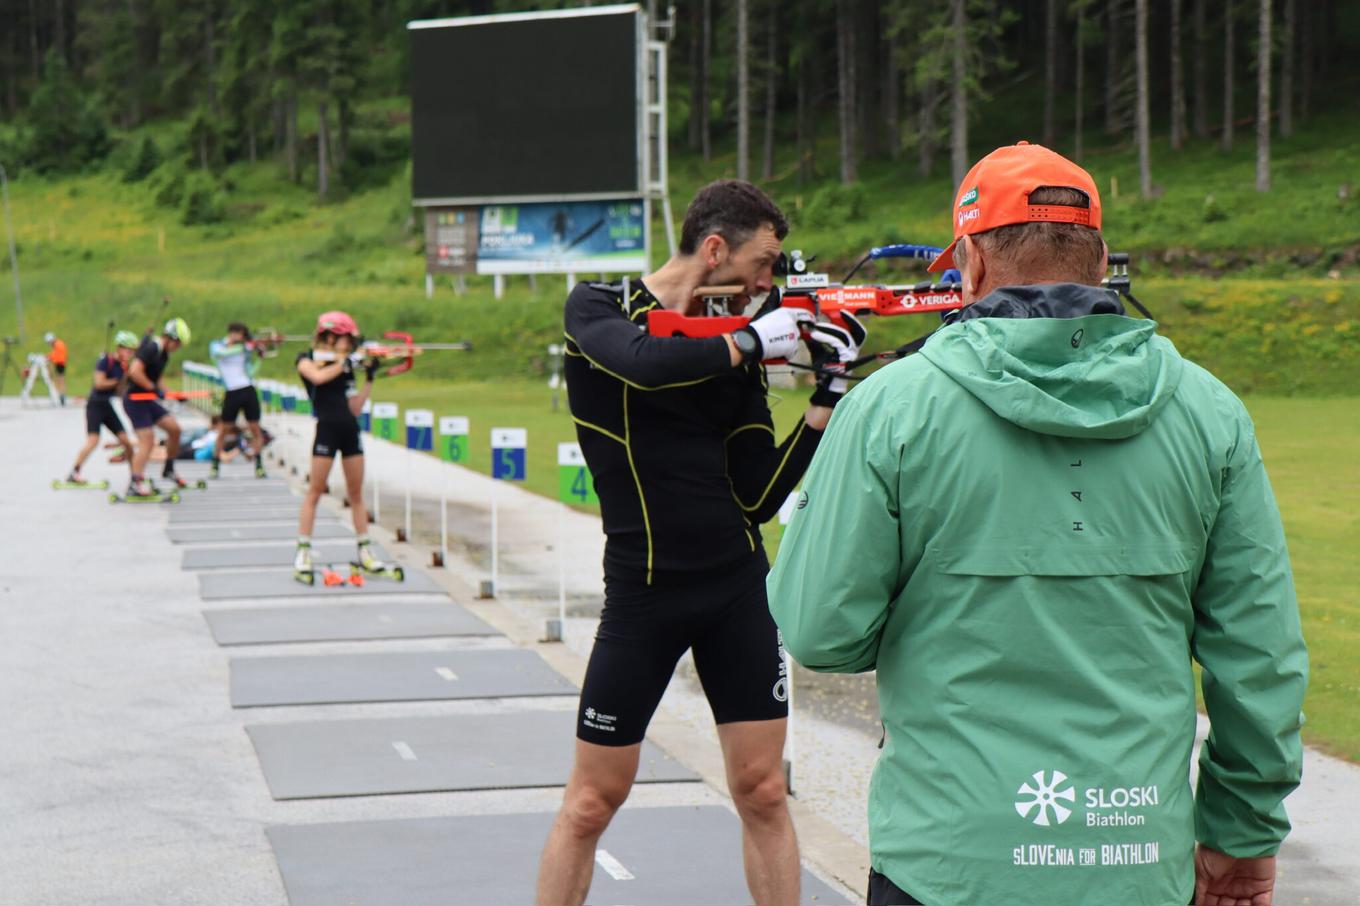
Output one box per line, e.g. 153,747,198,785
199,568,442,600
266,807,852,905
170,507,317,523
230,649,574,707
245,711,697,799
183,541,384,570
202,602,496,646
168,523,351,543
176,493,299,508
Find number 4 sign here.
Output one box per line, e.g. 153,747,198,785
557,443,598,504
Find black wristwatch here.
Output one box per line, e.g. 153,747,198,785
732,327,761,363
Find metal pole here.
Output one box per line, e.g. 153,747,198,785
404,447,413,542
490,480,499,595
0,163,24,341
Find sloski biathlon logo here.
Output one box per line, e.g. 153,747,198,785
1015,770,1077,826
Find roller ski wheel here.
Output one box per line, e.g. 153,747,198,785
351,560,404,582
53,478,110,490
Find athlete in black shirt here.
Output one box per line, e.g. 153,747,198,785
123,317,190,497
65,330,140,484
537,180,866,906
292,311,383,579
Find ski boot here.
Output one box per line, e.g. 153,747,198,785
253,459,268,479
352,541,405,582
162,469,208,491
293,542,315,586
208,460,220,480
111,478,177,504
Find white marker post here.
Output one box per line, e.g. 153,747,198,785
370,402,400,523
488,428,527,597
403,409,434,543
779,488,801,794
437,416,470,567
552,442,596,641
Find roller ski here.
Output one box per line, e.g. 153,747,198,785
52,472,109,490
351,540,404,582
158,470,208,492
293,541,315,586
109,478,179,504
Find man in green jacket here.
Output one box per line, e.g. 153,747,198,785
768,142,1308,906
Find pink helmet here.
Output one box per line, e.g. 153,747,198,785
315,310,359,337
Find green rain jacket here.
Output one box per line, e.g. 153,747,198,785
768,283,1307,906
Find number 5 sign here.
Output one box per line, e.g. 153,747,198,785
557,443,598,504
491,428,527,481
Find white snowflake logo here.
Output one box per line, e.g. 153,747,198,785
1015,770,1077,826
584,707,596,720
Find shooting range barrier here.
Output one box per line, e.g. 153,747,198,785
245,711,697,800
197,568,443,600
201,602,496,646
181,541,386,571
229,649,574,707
265,807,851,906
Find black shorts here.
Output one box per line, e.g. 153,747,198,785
313,420,363,459
54,363,66,375
576,556,787,746
85,400,126,437
124,398,169,429
221,386,261,425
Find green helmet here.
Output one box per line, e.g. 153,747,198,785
114,330,139,349
164,317,191,344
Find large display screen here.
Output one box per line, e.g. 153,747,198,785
410,7,641,202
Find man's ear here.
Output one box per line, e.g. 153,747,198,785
699,233,727,270
1097,239,1109,285
962,235,984,297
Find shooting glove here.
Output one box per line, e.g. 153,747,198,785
806,312,867,408
363,357,380,382
740,306,814,362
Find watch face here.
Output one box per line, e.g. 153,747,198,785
735,330,758,357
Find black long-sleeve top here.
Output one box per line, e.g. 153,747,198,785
563,279,823,586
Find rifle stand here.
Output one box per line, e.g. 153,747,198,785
19,354,60,407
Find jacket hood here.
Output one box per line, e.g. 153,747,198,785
918,283,1183,439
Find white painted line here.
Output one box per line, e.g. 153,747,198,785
434,667,459,681
392,741,418,761
594,849,634,881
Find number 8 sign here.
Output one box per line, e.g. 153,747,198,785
557,443,598,504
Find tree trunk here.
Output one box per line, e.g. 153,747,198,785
1222,3,1234,152
883,30,900,161
1256,0,1272,191
317,100,330,200
1043,0,1057,147
204,10,218,116
1192,0,1208,137
687,0,701,151
1170,0,1186,149
796,51,814,184
950,0,968,188
1279,0,1294,137
286,92,299,183
701,0,711,161
1297,0,1310,119
336,97,350,172
836,0,857,185
1104,0,1119,134
736,0,749,180
761,12,776,181
919,81,936,179
1135,0,1152,196
1074,0,1085,161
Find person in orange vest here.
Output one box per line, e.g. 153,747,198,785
44,332,68,405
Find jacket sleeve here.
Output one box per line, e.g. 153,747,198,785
725,371,823,524
563,285,732,390
766,386,903,673
1191,415,1308,857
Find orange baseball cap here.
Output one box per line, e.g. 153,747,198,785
928,141,1102,273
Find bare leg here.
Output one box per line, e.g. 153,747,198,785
114,432,134,478
298,455,333,537
71,433,100,475
131,427,155,479
716,719,800,906
536,740,640,906
246,421,265,460
159,415,182,465
340,454,369,535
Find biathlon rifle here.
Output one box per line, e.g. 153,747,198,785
251,329,472,377
648,245,1148,377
